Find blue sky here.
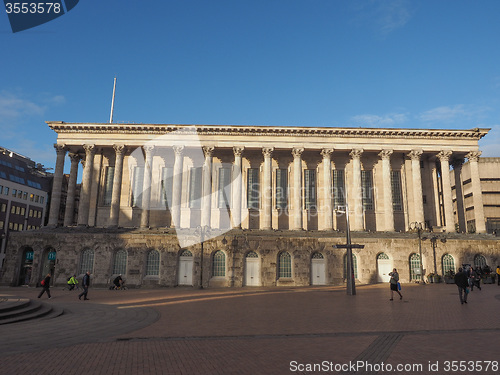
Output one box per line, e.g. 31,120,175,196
1,0,500,171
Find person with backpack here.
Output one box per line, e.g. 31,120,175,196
67,274,78,290
37,273,52,299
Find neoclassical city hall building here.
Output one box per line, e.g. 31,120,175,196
1,122,499,288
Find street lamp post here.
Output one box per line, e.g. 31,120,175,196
409,222,426,283
422,235,447,275
196,225,210,289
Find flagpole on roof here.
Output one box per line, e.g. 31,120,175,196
109,76,117,123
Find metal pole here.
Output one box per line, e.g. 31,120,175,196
199,229,204,289
109,77,117,124
344,187,356,295
418,228,424,283
432,238,438,275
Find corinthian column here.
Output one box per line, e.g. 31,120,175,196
291,148,304,230
350,149,364,231
140,145,155,228
321,148,334,230
109,144,126,227
467,151,486,233
262,147,274,230
63,152,80,226
452,158,466,232
379,149,394,232
47,144,67,227
408,150,424,224
437,150,455,232
77,144,95,226
170,145,184,228
201,146,214,228
231,147,244,229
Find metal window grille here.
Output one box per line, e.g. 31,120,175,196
333,170,345,208
474,254,487,269
146,250,160,276
217,167,232,209
79,249,94,275
161,167,174,208
304,169,316,209
189,167,203,208
442,254,455,275
312,252,324,259
391,170,403,211
275,169,288,209
409,253,421,281
377,253,389,260
103,166,115,206
279,252,292,278
180,249,192,257
361,170,374,211
343,253,358,279
131,166,144,207
246,251,259,258
113,249,127,275
212,251,226,277
247,168,260,209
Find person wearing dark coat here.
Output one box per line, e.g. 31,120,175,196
454,267,469,304
78,271,90,300
37,273,52,299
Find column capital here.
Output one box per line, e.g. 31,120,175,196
202,146,215,158
466,151,482,162
292,147,304,158
350,148,364,159
262,147,274,157
437,150,453,162
233,146,244,157
378,149,393,160
113,144,126,155
83,144,95,156
68,152,80,163
54,144,66,154
407,149,423,161
143,145,155,156
320,148,334,158
173,145,185,156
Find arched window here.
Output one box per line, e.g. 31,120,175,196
213,251,226,277
146,250,160,276
180,249,193,257
113,249,127,275
474,254,487,269
377,253,389,260
278,251,292,278
79,249,94,275
312,252,324,259
409,253,421,281
246,251,259,258
343,253,358,279
442,254,455,275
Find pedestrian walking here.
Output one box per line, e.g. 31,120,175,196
37,273,52,299
389,268,403,301
469,267,481,291
78,271,90,300
454,267,469,304
67,274,78,290
496,266,500,286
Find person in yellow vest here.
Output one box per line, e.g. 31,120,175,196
496,266,500,286
67,274,78,290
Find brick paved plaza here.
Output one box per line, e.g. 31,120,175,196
1,282,499,375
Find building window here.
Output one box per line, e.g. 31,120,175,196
79,249,94,275
131,166,144,208
113,249,127,275
409,253,421,281
0,221,3,230
217,167,231,209
377,252,389,260
188,167,203,209
30,193,34,201
160,167,174,208
391,171,403,211
40,196,44,204
23,192,28,200
103,166,115,206
35,195,39,203
20,207,25,215
11,205,15,214
247,168,260,209
361,170,374,211
474,254,487,270
146,250,160,276
0,185,3,194
442,254,455,275
343,253,358,279
12,189,16,197
1,203,6,212
17,190,22,198
212,250,226,277
275,169,288,210
304,169,316,209
278,251,292,278
333,170,346,208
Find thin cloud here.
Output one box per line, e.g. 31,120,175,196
0,91,45,119
478,124,500,157
419,105,491,123
350,112,408,127
351,0,414,35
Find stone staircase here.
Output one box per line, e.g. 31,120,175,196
0,297,65,325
